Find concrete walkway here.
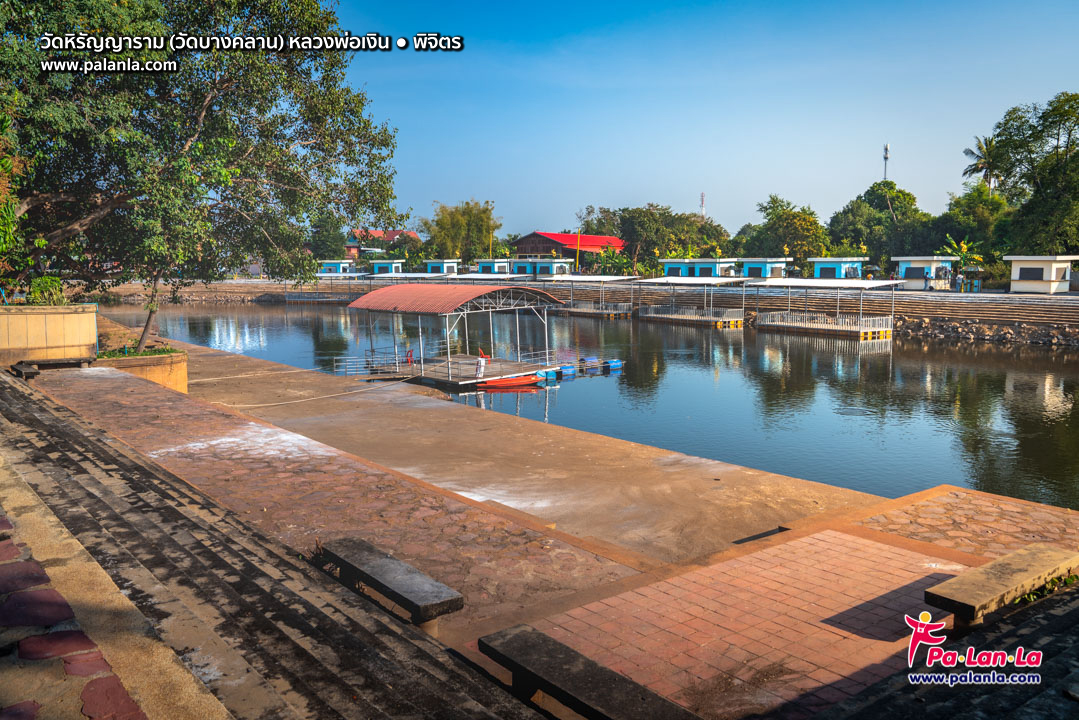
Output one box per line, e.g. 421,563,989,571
176,341,880,564
31,367,641,638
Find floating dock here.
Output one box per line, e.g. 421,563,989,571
637,305,744,328
354,353,561,391
755,311,893,340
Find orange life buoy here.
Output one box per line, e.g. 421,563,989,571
405,349,414,366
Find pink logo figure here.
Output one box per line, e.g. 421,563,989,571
905,610,947,667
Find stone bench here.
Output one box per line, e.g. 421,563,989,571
478,625,699,720
11,363,40,380
925,543,1079,628
317,537,463,635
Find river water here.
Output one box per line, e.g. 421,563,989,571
104,304,1079,509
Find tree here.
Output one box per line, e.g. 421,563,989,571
5,0,404,349
0,90,27,285
962,135,1004,196
938,234,984,270
575,205,620,237
309,213,347,260
745,195,828,268
992,92,1079,253
417,200,501,263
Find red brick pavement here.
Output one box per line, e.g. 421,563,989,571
0,510,145,720
533,530,966,719
857,488,1079,558
35,368,638,632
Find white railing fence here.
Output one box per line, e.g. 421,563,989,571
756,311,893,331
638,304,742,321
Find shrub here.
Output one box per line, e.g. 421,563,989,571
27,276,67,305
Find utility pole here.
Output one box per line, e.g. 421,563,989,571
700,192,706,219
883,143,890,181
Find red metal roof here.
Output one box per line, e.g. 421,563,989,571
537,232,624,252
516,232,625,254
347,284,563,315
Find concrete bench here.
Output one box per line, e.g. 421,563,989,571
11,363,40,380
478,625,699,720
925,543,1079,628
317,537,463,635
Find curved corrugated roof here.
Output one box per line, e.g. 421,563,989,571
347,284,563,315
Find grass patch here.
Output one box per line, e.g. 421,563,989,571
97,346,182,359
1013,573,1079,605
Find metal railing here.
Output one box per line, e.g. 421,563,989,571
638,304,742,322
563,301,634,315
756,311,893,332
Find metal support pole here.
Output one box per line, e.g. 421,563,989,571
418,314,425,376
393,322,399,372
787,286,791,312
489,310,494,357
463,312,469,355
543,307,550,364
445,314,452,380
836,288,841,318
515,310,521,361
859,291,864,327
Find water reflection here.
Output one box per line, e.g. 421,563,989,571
102,305,1079,509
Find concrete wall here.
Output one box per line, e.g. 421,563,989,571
96,352,188,393
0,304,98,366
1009,260,1071,294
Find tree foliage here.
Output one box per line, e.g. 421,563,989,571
3,0,404,296
744,195,828,268
309,212,347,260
992,92,1079,253
417,199,501,264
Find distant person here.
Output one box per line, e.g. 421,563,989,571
923,271,930,291
955,272,964,292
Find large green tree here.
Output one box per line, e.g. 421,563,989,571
418,199,501,263
3,0,403,348
992,92,1079,253
745,195,828,268
309,212,347,260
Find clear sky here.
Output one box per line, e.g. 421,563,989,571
336,1,1079,235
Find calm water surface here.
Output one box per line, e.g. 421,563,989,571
104,304,1079,509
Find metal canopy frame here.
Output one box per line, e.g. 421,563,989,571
356,287,557,382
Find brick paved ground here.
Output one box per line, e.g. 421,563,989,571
0,506,146,720
857,488,1079,558
34,368,637,632
533,530,966,720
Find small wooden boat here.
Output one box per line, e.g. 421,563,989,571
478,374,541,389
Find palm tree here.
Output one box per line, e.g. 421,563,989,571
962,135,1003,196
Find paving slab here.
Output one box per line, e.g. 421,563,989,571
531,530,968,719
858,488,1079,558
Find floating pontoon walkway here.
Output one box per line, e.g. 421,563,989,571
635,276,747,327
543,275,639,318
747,278,903,340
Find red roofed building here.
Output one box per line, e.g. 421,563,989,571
512,231,624,259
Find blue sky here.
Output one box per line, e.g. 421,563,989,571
336,1,1079,235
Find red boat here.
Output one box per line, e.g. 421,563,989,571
477,374,541,389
